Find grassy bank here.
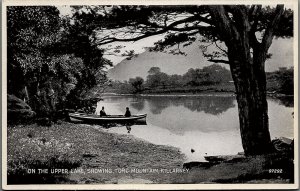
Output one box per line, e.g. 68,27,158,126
7,122,185,184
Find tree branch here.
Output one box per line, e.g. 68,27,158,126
209,5,239,43
249,5,262,47
96,14,213,45
261,5,284,51
214,41,228,55
170,25,211,32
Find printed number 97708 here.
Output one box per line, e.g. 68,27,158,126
269,169,283,173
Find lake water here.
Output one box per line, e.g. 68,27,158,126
96,95,294,162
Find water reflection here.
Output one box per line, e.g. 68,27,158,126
126,125,132,133
101,96,239,134
73,120,147,129
132,96,236,115
182,96,235,115
146,97,171,114
99,95,294,162
130,97,146,111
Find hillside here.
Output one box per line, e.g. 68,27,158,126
107,38,293,82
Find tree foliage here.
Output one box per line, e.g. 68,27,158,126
183,64,232,86
109,64,233,94
129,77,144,93
7,6,112,119
267,67,294,95
7,6,60,96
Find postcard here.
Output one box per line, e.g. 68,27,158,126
2,0,298,189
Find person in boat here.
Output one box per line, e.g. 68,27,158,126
124,107,131,117
100,106,107,117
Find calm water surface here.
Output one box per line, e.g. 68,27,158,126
96,95,294,162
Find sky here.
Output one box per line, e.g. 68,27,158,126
101,35,166,67
56,5,165,66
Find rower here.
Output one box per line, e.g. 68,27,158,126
100,106,107,117
124,107,131,117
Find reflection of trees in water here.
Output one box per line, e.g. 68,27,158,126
146,97,171,114
144,96,235,115
130,98,145,111
270,96,294,108
183,96,235,115
100,121,146,129
126,125,131,133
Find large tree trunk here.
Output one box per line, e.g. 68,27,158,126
208,5,284,155
228,45,273,155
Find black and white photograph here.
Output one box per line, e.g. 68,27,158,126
2,0,298,189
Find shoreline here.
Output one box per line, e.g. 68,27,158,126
7,122,294,184
101,92,294,98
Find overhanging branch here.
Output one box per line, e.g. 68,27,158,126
214,41,227,55
96,14,213,45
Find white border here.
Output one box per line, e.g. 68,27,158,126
2,0,299,190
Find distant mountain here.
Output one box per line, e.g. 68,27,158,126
107,38,293,81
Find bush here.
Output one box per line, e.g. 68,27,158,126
7,94,36,124
266,67,293,95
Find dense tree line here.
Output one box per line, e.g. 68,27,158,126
109,66,294,95
7,6,112,122
266,67,294,95
109,64,233,93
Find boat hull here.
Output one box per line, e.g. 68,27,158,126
68,112,147,124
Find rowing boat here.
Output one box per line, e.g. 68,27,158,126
68,112,147,123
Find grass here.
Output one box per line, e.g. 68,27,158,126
7,122,186,184
7,123,84,184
